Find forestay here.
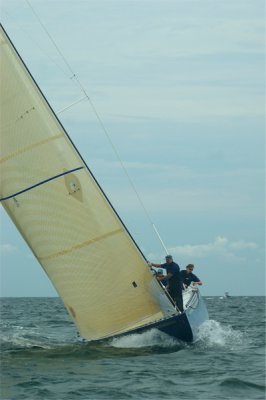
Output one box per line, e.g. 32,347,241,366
0,25,173,340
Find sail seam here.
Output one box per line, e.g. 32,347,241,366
0,166,84,201
0,133,64,164
39,228,123,261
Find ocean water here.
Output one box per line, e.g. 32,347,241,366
0,297,265,400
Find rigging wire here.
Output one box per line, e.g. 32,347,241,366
57,96,88,115
25,0,75,79
25,0,169,255
2,8,71,80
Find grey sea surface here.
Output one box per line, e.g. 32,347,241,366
0,296,265,400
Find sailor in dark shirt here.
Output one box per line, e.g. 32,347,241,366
180,264,203,288
156,269,168,287
149,255,183,312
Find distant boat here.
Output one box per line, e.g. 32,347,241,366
224,292,230,298
0,24,208,343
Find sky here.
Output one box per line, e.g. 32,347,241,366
0,0,265,297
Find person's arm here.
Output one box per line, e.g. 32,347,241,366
191,274,203,285
148,263,161,267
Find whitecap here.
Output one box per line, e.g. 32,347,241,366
108,328,180,349
195,319,244,350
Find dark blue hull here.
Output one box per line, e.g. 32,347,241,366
102,289,208,343
133,289,208,342
155,312,194,342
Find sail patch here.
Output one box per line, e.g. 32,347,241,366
64,171,83,202
0,166,84,202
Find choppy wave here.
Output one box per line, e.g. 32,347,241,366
0,332,55,351
195,319,244,349
108,319,245,352
109,328,183,349
1,319,245,355
1,297,265,400
219,377,265,391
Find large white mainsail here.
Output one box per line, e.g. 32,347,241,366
0,25,174,340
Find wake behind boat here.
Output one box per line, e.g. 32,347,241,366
0,24,208,343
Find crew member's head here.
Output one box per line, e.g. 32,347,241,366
186,264,194,273
165,255,173,264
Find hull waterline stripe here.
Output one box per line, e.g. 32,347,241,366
39,228,123,261
0,166,84,201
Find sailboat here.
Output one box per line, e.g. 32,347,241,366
0,24,208,343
